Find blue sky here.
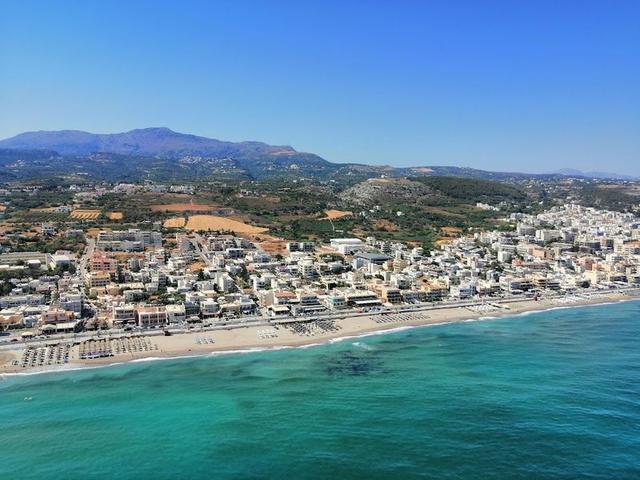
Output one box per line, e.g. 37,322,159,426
1,1,639,174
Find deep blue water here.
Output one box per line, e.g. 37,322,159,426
1,301,640,479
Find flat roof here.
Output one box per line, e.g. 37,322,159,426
54,322,77,329
354,252,391,261
271,305,290,312
353,299,382,305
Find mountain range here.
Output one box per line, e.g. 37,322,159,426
551,168,637,181
0,127,305,159
0,128,635,183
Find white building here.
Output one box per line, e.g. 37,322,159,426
330,238,365,255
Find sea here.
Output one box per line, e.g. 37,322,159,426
1,300,639,480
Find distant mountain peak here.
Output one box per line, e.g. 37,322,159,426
126,127,178,136
137,126,173,132
0,128,303,158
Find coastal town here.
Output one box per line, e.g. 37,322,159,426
3,4,639,477
1,192,639,372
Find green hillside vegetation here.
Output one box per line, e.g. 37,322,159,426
577,184,638,212
412,176,527,204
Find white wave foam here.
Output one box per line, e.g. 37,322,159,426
352,341,374,350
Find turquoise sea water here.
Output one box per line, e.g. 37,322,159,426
1,301,640,479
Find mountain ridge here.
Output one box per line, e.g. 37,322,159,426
1,128,634,183
0,127,302,158
551,168,637,181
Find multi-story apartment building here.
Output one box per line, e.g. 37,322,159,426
134,306,167,328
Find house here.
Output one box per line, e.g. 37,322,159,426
112,304,136,326
59,292,83,315
286,242,315,253
0,294,45,308
41,223,56,236
90,252,118,275
87,272,111,289
166,304,186,323
41,308,75,324
325,294,347,310
200,299,219,318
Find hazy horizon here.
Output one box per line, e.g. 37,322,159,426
1,1,639,175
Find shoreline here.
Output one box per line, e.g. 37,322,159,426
2,291,638,377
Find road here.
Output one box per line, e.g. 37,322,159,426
77,237,95,283
3,286,638,351
191,233,211,265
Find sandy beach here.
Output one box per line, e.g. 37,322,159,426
1,291,637,375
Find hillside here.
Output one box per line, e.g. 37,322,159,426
339,178,446,206
412,176,527,204
339,176,528,208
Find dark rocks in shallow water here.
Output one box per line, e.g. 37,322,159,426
325,351,383,377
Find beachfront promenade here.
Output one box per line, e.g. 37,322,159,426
4,286,638,353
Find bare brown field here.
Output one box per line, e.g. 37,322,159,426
374,219,399,231
113,252,144,262
251,234,289,255
188,261,206,273
441,226,463,235
185,215,268,234
436,237,456,246
107,212,123,220
163,217,186,228
324,209,352,219
71,209,101,220
86,227,105,238
151,203,215,212
258,241,288,255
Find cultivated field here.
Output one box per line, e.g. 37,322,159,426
150,203,215,212
163,217,187,228
185,215,268,234
70,209,101,220
324,209,352,219
29,207,57,213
